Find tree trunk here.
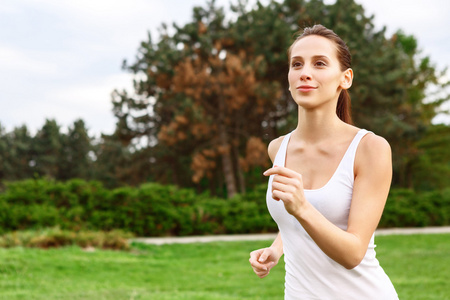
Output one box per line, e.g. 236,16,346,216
218,122,237,198
233,143,246,194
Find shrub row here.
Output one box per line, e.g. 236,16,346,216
0,179,276,236
0,179,449,236
379,188,450,227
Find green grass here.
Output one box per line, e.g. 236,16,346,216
0,234,449,299
375,234,450,300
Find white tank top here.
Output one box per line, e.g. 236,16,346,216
266,129,398,300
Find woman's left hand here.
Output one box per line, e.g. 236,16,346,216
263,166,307,217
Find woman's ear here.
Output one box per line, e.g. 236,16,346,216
340,68,353,90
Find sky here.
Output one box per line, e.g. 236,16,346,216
1,0,449,137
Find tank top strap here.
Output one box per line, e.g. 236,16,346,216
340,129,373,176
273,131,293,167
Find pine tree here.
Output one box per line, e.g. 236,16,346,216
59,119,94,180
32,119,63,179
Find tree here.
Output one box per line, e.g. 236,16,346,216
117,1,276,197
93,133,130,188
5,125,34,180
58,119,94,180
112,0,449,193
0,124,11,182
349,28,448,187
31,119,63,179
411,124,450,190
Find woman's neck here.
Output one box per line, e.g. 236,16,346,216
293,108,346,144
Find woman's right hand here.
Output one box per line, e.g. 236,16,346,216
249,247,281,278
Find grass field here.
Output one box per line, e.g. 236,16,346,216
0,233,449,299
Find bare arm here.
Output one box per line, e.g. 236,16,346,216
265,133,392,269
249,136,285,278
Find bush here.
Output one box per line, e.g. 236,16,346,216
0,179,449,237
379,188,450,228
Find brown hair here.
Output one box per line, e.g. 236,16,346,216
288,24,353,124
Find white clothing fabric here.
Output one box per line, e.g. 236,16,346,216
266,129,398,300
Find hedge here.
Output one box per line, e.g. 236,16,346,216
0,179,449,236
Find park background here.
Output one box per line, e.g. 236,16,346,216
0,0,449,299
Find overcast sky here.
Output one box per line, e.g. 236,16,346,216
1,0,449,137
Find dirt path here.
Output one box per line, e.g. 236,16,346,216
132,226,450,245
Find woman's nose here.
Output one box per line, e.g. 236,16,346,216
300,68,312,81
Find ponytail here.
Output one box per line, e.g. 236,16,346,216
337,90,352,125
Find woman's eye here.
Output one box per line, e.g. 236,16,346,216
315,61,326,66
292,61,302,68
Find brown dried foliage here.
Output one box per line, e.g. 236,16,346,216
191,149,217,183
240,137,269,172
162,46,271,184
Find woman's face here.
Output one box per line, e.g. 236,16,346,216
288,35,351,110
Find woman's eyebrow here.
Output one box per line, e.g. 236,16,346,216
291,55,330,60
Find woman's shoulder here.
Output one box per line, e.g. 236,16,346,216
356,130,392,170
267,135,287,163
346,125,391,154
360,130,391,154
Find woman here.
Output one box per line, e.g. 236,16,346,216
249,25,398,299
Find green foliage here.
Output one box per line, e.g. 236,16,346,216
0,179,278,236
0,178,449,237
379,188,450,228
410,124,450,190
0,119,96,184
0,124,34,181
58,119,94,181
32,119,63,178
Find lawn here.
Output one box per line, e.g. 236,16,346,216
0,234,448,299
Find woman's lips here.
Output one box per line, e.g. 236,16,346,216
297,85,317,92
